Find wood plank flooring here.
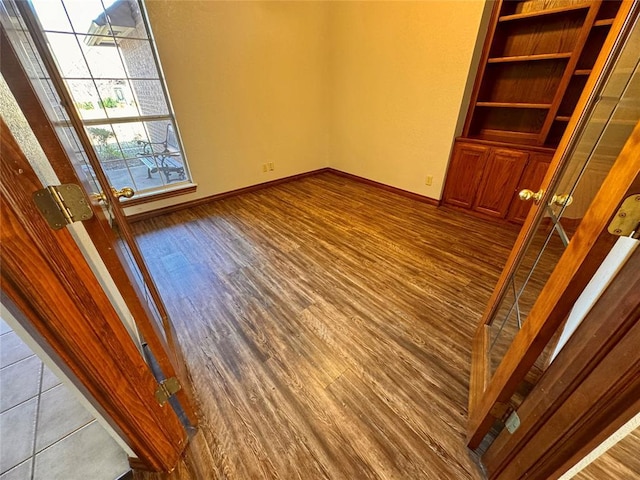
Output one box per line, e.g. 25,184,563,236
131,172,520,479
573,427,640,480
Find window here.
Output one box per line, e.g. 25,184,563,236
2,0,192,199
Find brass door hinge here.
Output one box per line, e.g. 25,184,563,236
490,400,521,434
609,194,640,238
33,184,93,230
505,410,521,434
155,377,181,405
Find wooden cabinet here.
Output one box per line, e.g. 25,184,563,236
443,0,624,223
442,143,489,209
443,140,553,222
507,153,553,223
473,148,528,218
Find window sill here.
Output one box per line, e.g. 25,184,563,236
121,182,197,207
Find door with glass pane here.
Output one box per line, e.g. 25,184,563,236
468,2,639,449
0,0,197,425
21,0,190,196
1,115,188,472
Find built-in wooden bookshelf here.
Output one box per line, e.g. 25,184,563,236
443,0,623,223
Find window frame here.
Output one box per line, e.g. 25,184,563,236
2,0,194,204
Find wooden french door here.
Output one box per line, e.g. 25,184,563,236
0,7,197,426
468,1,640,449
483,243,640,479
1,117,187,471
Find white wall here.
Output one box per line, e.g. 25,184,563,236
127,0,331,216
328,1,489,199
127,0,489,216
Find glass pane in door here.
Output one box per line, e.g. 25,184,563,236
489,225,567,376
0,0,173,353
487,28,640,395
8,0,191,198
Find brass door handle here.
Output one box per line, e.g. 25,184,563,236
92,186,135,203
519,189,573,207
519,188,544,203
551,193,573,207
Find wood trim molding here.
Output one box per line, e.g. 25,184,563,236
469,325,491,414
11,0,185,365
483,246,640,480
474,0,639,345
116,470,134,480
461,1,502,137
130,429,223,479
538,0,602,143
127,168,440,223
468,326,491,441
456,137,556,154
328,170,440,206
536,1,603,144
126,169,332,222
467,2,640,447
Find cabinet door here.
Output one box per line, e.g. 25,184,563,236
443,142,490,209
507,153,553,224
473,148,528,218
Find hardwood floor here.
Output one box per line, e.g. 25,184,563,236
131,172,520,479
573,427,640,480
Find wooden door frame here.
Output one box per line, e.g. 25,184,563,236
1,118,186,471
483,244,640,480
0,18,198,425
467,1,639,448
469,120,640,449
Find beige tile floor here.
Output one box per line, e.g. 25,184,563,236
0,319,130,480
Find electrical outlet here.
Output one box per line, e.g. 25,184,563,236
269,162,275,171
425,175,433,186
263,163,268,173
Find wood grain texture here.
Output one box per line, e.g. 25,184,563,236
131,172,521,479
127,168,438,224
462,0,624,147
480,61,568,104
472,148,528,218
467,0,639,444
468,119,640,448
443,143,553,224
443,142,489,209
126,169,333,223
484,247,640,479
537,1,603,144
507,153,553,223
131,430,221,480
573,428,640,480
328,170,440,207
0,23,197,427
493,12,586,58
0,119,187,471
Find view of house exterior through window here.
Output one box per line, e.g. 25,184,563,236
31,0,191,196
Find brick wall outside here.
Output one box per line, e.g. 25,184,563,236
119,0,171,147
